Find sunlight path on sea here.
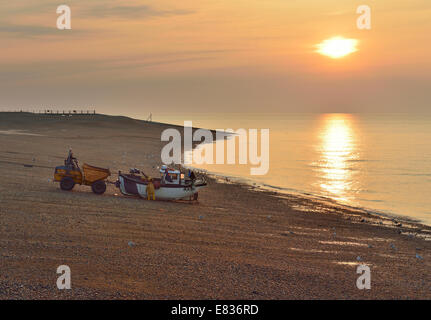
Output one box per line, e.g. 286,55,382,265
314,114,359,203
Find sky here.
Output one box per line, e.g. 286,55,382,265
0,0,430,117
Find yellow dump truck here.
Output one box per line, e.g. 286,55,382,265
54,152,111,194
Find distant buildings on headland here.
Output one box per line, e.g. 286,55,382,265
1,109,97,115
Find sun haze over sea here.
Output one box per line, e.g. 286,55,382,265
1,0,430,115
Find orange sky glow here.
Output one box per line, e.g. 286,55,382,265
0,0,430,115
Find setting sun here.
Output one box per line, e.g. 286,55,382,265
316,37,359,59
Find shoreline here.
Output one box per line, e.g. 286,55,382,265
190,167,431,230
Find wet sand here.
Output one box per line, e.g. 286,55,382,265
0,112,430,299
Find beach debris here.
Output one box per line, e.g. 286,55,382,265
368,244,373,248
390,243,397,251
332,232,336,237
198,215,204,220
393,220,402,227
356,256,362,261
415,254,423,260
267,215,272,219
128,241,136,247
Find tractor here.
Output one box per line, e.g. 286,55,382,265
54,150,111,195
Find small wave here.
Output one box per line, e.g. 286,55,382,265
346,159,380,162
357,198,385,203
396,173,431,177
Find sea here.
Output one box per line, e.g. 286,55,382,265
144,112,431,226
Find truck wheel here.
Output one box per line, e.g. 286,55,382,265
92,180,106,195
60,177,75,191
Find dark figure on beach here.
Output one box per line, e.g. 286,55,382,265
146,177,156,200
164,168,172,182
65,149,79,169
188,169,196,182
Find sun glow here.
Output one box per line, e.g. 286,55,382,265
316,37,358,59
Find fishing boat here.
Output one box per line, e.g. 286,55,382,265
115,165,207,200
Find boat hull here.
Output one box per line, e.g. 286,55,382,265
117,174,206,200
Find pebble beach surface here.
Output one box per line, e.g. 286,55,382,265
0,113,430,299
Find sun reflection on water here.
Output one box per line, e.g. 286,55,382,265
315,114,358,202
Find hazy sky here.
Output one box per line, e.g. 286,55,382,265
1,0,430,117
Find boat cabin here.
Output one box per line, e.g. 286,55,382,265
160,166,182,185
